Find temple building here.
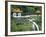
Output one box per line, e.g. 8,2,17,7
12,8,23,17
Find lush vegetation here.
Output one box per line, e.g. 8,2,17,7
11,5,42,32
11,5,42,15
11,16,42,32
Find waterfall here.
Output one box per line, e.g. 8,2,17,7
28,19,39,31
33,22,39,31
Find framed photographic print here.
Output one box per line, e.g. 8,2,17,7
5,1,45,36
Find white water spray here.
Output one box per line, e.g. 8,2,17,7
28,19,39,31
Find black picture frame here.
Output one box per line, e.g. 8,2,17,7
5,1,45,36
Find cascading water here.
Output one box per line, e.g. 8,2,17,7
13,14,39,31
28,19,39,31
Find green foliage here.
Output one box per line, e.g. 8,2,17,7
11,5,42,32
11,15,42,32
31,15,42,30
11,18,33,32
11,5,42,15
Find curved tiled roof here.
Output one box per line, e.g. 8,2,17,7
12,8,23,13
